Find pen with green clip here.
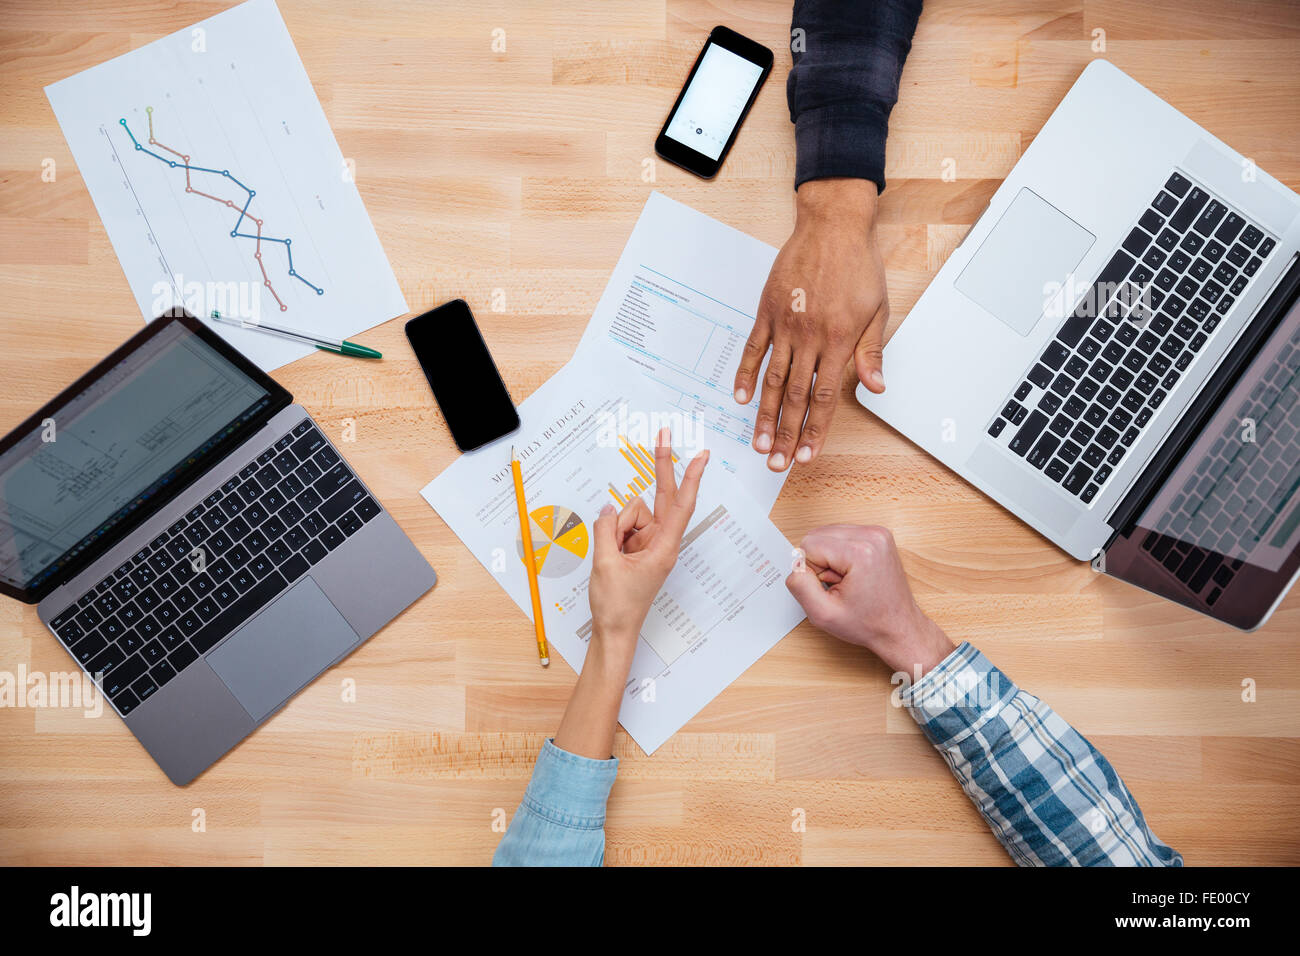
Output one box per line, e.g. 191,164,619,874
209,311,382,359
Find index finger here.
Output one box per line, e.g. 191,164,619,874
753,336,792,454
617,497,653,548
734,308,773,405
799,527,858,577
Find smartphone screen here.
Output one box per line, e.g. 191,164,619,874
664,44,764,160
655,27,772,178
405,300,519,451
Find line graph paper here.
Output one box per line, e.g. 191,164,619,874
46,0,407,371
122,107,324,310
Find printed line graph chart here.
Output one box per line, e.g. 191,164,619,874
121,106,324,312
46,0,406,371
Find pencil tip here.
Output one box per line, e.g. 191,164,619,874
539,658,549,668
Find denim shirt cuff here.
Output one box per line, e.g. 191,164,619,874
899,642,1019,748
520,739,620,830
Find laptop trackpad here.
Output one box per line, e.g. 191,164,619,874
207,576,359,722
955,187,1094,335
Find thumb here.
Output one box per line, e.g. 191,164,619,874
854,305,887,394
593,503,619,562
785,564,840,629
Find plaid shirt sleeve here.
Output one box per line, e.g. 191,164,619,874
901,642,1184,867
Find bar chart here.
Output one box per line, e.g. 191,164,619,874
607,438,679,506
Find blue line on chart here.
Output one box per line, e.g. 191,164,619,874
119,115,324,299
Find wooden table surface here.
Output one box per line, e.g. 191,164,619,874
2,0,1298,866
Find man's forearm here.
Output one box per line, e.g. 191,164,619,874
787,0,923,190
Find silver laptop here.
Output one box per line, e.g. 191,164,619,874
857,60,1300,630
0,312,436,783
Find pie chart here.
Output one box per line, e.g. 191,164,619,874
517,505,589,578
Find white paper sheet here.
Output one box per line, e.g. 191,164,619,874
420,360,805,754
576,191,787,511
45,0,408,371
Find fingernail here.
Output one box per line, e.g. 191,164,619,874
600,503,614,516
870,370,885,390
768,452,785,470
735,388,748,403
795,446,812,463
658,426,670,445
755,432,772,452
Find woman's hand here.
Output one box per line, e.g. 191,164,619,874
587,430,708,671
554,428,708,759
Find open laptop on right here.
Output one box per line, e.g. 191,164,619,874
858,60,1300,629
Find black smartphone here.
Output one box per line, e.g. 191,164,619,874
654,26,773,179
405,299,520,451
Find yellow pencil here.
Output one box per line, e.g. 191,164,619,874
510,448,549,667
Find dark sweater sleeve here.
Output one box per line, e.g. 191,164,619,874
787,0,923,192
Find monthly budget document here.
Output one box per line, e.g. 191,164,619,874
420,361,805,754
576,191,787,512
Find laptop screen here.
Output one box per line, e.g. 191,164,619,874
1104,260,1300,628
0,320,276,596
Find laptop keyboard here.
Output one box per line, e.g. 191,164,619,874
1140,321,1300,607
986,170,1278,504
46,418,382,716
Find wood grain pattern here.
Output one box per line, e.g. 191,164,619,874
1,0,1298,866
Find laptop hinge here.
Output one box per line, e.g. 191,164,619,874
1105,252,1300,542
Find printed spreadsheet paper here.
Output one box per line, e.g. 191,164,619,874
45,0,407,371
420,359,806,755
575,191,787,512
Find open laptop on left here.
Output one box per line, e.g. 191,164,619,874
0,311,435,784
